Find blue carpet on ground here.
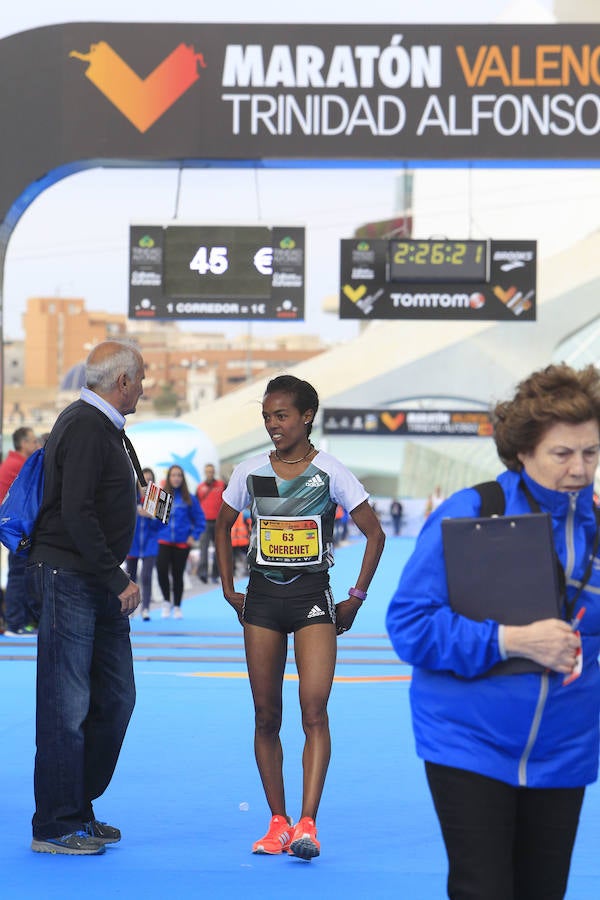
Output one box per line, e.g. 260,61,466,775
1,536,599,898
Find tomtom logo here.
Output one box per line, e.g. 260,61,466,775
69,41,206,133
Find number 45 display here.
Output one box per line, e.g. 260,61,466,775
189,245,273,276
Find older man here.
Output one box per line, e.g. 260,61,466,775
30,341,145,855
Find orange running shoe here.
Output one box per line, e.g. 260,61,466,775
288,816,320,860
252,815,293,855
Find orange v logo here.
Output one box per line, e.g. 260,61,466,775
70,41,206,133
380,412,405,432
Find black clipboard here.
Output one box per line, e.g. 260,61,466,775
442,512,561,675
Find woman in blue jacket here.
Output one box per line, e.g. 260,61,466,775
126,467,162,621
156,464,205,619
386,364,600,900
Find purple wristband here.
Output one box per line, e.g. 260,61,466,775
348,586,367,601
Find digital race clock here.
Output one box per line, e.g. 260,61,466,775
389,239,488,283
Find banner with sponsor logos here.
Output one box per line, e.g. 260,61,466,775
323,408,494,437
0,24,599,225
339,238,536,320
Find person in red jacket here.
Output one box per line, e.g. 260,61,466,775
0,426,39,500
230,507,251,576
0,426,40,635
196,463,225,583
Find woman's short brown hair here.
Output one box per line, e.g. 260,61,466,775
492,363,600,471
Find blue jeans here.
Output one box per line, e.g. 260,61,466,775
5,551,40,631
198,521,218,579
31,563,136,839
126,555,156,611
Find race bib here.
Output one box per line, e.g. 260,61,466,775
256,515,322,566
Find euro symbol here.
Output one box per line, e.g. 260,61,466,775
254,246,273,275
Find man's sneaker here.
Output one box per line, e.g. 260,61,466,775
84,819,121,844
31,831,106,855
4,628,31,637
252,815,293,854
288,817,320,860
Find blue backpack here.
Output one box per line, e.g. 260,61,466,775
0,447,45,555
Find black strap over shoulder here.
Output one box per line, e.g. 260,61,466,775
121,430,147,487
472,480,505,517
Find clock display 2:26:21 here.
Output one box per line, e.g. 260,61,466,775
389,239,488,282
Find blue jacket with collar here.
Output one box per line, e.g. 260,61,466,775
386,468,600,788
157,488,205,545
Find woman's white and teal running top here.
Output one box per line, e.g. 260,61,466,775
223,450,368,583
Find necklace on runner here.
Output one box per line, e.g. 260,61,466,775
274,442,315,464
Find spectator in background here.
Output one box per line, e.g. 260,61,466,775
390,499,404,536
126,467,161,621
425,485,445,518
0,426,41,636
196,462,226,583
334,504,349,545
230,507,252,576
157,465,205,619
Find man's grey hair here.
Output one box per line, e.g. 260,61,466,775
85,342,142,393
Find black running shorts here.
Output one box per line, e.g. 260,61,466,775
244,570,336,634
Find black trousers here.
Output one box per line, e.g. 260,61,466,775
156,544,190,608
425,762,584,900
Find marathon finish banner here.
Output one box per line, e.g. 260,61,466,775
0,23,600,223
339,239,537,321
323,408,494,437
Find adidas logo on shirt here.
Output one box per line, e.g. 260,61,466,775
305,474,324,488
307,605,325,619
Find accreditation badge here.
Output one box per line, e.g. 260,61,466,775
256,515,322,566
142,481,173,524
